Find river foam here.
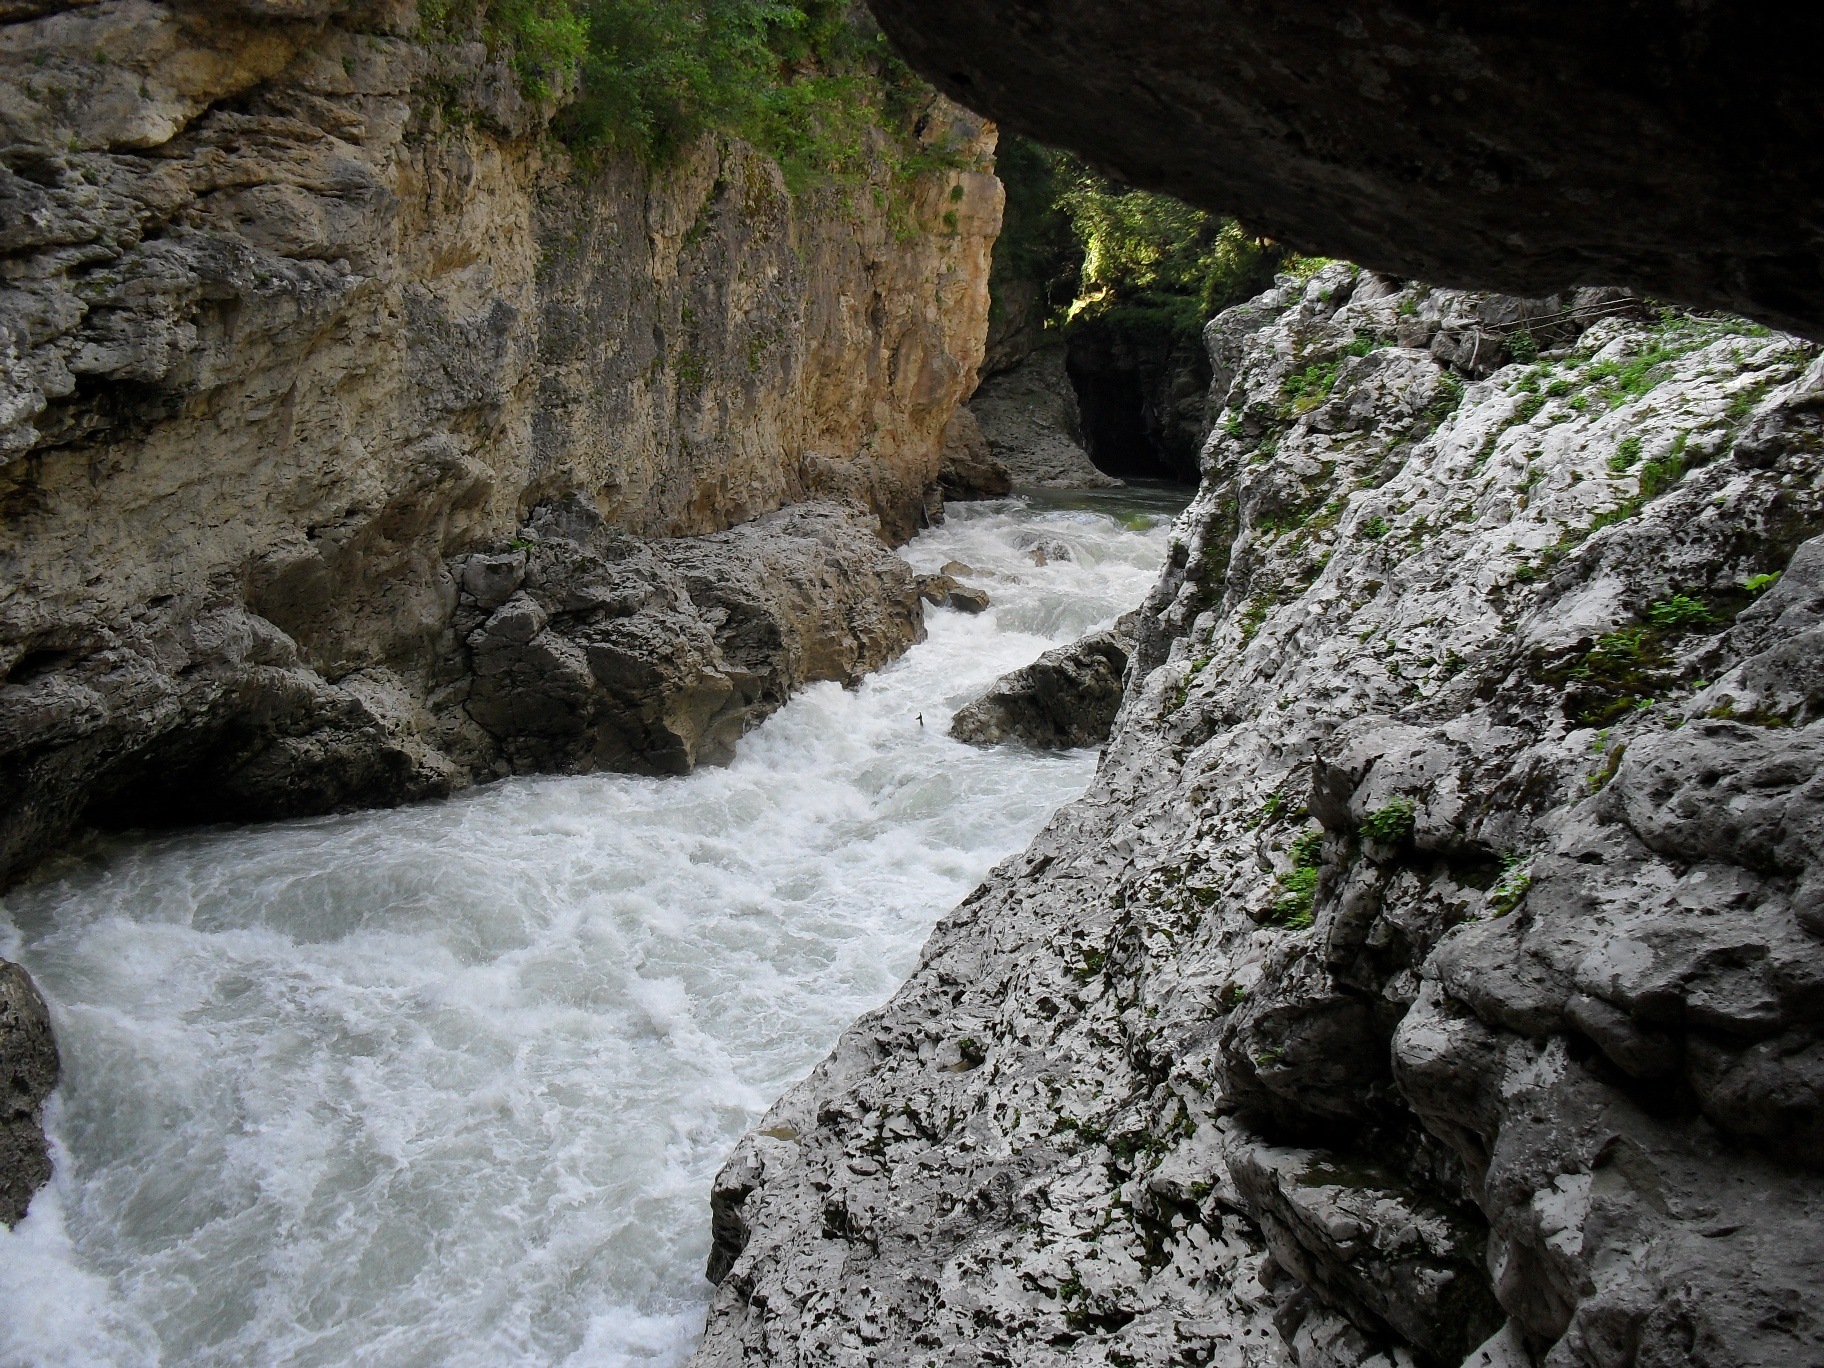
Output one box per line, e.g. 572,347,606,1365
0,490,1183,1368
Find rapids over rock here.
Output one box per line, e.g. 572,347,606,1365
0,492,1185,1368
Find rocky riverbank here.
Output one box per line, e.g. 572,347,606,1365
697,267,1824,1367
0,0,1000,893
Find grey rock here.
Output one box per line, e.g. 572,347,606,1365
1228,1138,1502,1364
453,501,928,777
0,959,56,1226
951,615,1135,748
696,278,1824,1368
938,406,1012,500
969,346,1123,488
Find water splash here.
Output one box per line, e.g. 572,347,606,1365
0,492,1183,1368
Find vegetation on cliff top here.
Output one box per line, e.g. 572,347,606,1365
429,0,963,187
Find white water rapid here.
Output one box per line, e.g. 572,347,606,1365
0,489,1185,1368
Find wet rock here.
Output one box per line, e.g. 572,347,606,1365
944,585,991,614
0,959,56,1227
951,615,1134,748
916,574,958,605
451,501,928,777
870,0,1824,337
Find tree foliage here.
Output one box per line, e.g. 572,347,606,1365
992,135,1291,342
429,0,953,188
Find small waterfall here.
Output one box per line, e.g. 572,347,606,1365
0,490,1185,1368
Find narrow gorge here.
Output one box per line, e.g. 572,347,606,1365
4,4,1822,1368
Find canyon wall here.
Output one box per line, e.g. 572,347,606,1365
0,0,1001,888
699,268,1824,1367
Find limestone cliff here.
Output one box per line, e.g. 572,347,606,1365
0,0,1001,889
698,268,1824,1367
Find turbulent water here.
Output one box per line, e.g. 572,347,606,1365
0,489,1185,1368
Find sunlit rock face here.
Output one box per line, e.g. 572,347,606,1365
866,0,1824,340
0,0,1002,888
697,267,1824,1368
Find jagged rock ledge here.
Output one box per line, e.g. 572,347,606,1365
695,267,1824,1368
2,499,925,876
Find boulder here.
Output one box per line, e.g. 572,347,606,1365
0,960,56,1226
944,585,991,614
950,615,1134,747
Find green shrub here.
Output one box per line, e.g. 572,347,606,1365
987,136,1286,342
1270,868,1318,928
1646,594,1714,630
1489,856,1531,916
1626,429,1702,502
1282,360,1342,415
1290,829,1324,868
1556,593,1721,724
434,0,955,189
1360,797,1416,846
1267,826,1325,928
1746,572,1782,596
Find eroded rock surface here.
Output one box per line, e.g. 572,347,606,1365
446,500,926,779
697,266,1824,1368
868,0,1824,338
0,0,999,888
951,612,1135,749
969,345,1121,489
3,499,925,848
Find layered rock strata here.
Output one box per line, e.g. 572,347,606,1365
698,266,1824,1367
0,0,1001,890
869,0,1824,339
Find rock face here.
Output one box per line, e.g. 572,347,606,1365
0,0,1001,888
937,407,1012,501
968,345,1121,488
951,612,1135,748
452,501,926,778
60,499,928,833
0,959,57,1227
696,266,1824,1367
867,1,1824,340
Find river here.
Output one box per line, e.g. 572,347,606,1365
0,488,1186,1368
